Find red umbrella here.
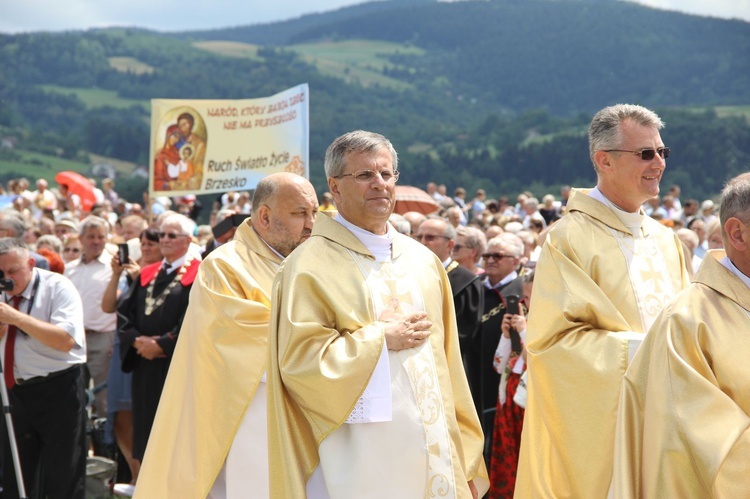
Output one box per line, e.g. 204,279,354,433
54,171,97,212
394,185,440,215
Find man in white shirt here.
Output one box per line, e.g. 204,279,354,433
0,238,87,498
65,216,116,416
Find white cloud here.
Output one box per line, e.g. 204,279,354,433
630,0,750,21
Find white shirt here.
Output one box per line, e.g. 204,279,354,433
1,268,86,379
65,250,117,333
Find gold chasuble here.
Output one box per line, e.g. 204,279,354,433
515,189,690,498
614,251,750,498
268,214,488,498
133,221,281,498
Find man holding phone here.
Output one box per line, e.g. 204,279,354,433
65,215,116,417
474,233,525,464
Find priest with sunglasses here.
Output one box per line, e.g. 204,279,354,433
117,213,200,467
515,104,690,498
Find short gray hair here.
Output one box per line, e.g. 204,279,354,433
324,130,398,178
160,213,195,236
0,211,27,238
79,215,109,236
388,213,411,235
488,233,524,258
720,172,750,233
588,104,664,169
0,237,28,257
457,226,487,255
253,176,280,209
36,234,64,254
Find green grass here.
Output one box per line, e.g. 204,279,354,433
677,105,750,122
193,38,423,90
713,105,750,121
108,56,155,75
192,40,263,60
0,150,90,181
289,39,424,90
0,150,139,182
38,85,149,111
520,126,587,147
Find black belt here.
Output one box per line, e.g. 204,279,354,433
15,364,81,386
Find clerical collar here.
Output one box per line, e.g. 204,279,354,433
257,233,285,260
333,213,395,263
721,256,750,289
442,257,452,269
161,254,186,274
589,187,645,236
485,270,518,290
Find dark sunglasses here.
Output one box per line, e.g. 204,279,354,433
482,252,514,261
158,232,189,240
453,244,464,251
63,248,80,253
415,234,450,242
604,147,670,161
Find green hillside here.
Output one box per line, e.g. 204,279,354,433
1,0,749,200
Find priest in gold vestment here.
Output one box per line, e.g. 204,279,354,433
133,173,318,499
515,105,690,497
268,131,488,498
614,173,750,498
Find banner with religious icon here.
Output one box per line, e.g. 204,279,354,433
149,83,309,196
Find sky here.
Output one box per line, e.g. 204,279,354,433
1,0,748,34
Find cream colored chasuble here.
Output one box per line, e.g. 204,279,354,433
589,188,676,361
308,216,458,499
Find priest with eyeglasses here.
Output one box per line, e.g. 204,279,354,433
514,104,690,498
267,130,488,498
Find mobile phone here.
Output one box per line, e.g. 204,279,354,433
118,243,129,265
506,294,520,316
506,294,522,353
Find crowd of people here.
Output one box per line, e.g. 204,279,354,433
0,103,747,499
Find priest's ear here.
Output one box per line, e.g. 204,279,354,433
593,149,613,175
723,217,750,252
255,203,272,231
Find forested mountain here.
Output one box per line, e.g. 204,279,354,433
1,0,748,202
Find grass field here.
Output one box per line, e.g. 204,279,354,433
193,40,262,60
193,38,423,90
109,56,155,75
0,150,139,182
38,85,150,111
678,104,750,122
713,105,750,121
0,150,90,182
290,39,423,90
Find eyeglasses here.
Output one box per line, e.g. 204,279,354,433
604,147,670,161
158,232,189,240
415,234,450,242
482,252,515,261
453,244,464,251
63,248,80,253
333,170,400,184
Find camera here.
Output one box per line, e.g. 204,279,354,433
0,270,13,292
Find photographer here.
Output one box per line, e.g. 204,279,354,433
0,237,87,499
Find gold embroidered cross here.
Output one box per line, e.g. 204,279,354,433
382,279,413,313
640,258,664,294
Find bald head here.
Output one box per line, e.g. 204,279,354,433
252,173,319,256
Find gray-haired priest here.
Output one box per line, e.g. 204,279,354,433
267,130,488,498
